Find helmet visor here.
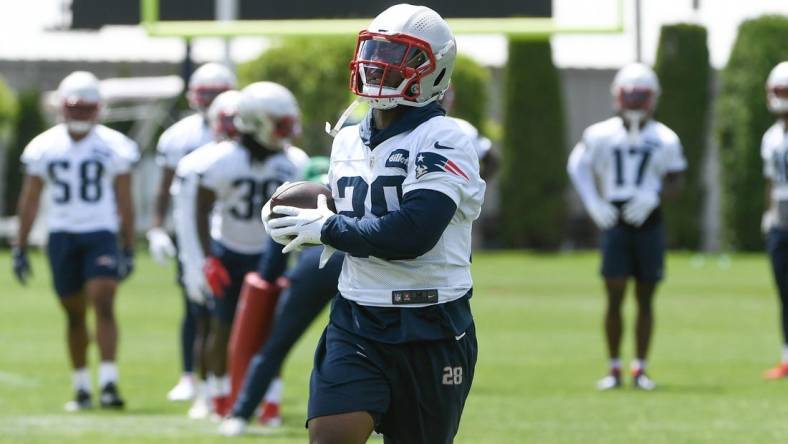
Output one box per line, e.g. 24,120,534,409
352,32,434,100
617,88,654,111
63,101,99,122
771,85,788,99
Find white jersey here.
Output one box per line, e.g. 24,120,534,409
156,113,214,170
21,124,139,234
762,121,788,198
329,116,486,307
451,117,492,160
201,143,308,254
572,117,686,202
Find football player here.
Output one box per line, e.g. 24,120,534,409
148,62,236,402
196,81,307,416
13,71,139,410
567,63,686,390
265,5,485,443
169,89,241,417
759,61,788,379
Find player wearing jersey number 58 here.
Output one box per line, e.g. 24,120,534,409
567,63,686,391
14,71,139,411
265,5,484,443
759,62,788,380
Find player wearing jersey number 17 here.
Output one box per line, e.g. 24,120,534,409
13,71,139,410
759,62,788,380
265,5,484,443
567,63,686,391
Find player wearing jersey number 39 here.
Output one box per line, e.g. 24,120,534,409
264,4,484,443
14,71,139,411
567,63,686,391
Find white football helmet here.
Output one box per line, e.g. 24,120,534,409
188,63,237,113
767,61,788,115
350,3,456,109
207,90,241,140
58,71,101,135
234,82,301,150
611,63,661,115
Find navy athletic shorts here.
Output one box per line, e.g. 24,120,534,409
210,242,261,324
47,230,119,297
308,299,478,444
600,220,665,283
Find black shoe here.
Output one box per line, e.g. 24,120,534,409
64,389,92,412
100,382,126,409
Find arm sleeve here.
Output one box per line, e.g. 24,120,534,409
112,137,140,174
257,237,289,282
567,140,604,207
763,134,776,179
665,139,688,173
20,137,47,177
321,188,457,260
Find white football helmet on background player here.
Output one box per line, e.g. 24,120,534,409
611,63,661,142
187,63,237,113
767,61,788,115
58,71,101,136
350,3,456,109
208,90,241,140
234,81,301,150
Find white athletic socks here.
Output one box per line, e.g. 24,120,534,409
609,358,622,371
98,362,118,388
781,345,788,364
264,378,283,404
72,368,91,392
208,374,231,397
631,359,647,372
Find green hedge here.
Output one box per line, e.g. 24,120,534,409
653,23,710,250
0,77,18,216
500,37,567,249
5,90,44,216
237,37,355,155
450,54,489,132
716,15,788,250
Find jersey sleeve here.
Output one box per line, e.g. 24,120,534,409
664,138,687,173
762,130,776,179
112,136,140,175
156,126,181,170
199,150,228,193
402,124,483,210
20,134,49,178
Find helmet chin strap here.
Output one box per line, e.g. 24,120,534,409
622,110,645,145
325,98,362,138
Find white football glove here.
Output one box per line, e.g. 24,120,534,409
182,263,207,305
146,227,176,265
622,191,660,227
268,194,337,267
586,199,619,230
762,208,777,234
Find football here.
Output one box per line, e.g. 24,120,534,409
268,181,336,219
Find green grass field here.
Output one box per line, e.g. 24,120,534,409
1,251,787,443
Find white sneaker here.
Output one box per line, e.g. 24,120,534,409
167,375,196,402
632,371,656,391
219,416,247,436
596,371,622,391
188,396,212,419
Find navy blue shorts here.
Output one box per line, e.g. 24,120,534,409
600,222,665,282
308,318,477,444
47,230,119,298
210,242,262,324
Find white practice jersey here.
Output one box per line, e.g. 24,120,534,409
330,116,486,307
170,142,227,266
451,117,492,160
571,117,686,202
762,121,788,200
21,124,139,234
201,143,308,254
156,114,214,170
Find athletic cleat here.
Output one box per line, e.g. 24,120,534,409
763,363,788,380
632,370,656,391
188,395,213,419
99,382,126,409
258,401,282,427
167,375,196,401
218,416,248,436
64,389,92,412
596,370,622,391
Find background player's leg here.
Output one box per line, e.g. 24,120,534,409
86,276,125,407
308,412,375,444
59,294,89,370
632,280,658,389
765,229,788,378
599,278,626,390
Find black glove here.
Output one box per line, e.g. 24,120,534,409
12,247,31,285
118,248,134,281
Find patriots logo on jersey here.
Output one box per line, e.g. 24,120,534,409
385,149,409,171
415,152,469,181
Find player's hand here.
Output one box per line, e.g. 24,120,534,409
203,256,231,298
587,199,619,230
118,248,135,281
622,191,660,227
269,194,335,254
12,247,31,285
762,208,777,234
183,263,207,305
261,182,292,235
146,227,176,265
